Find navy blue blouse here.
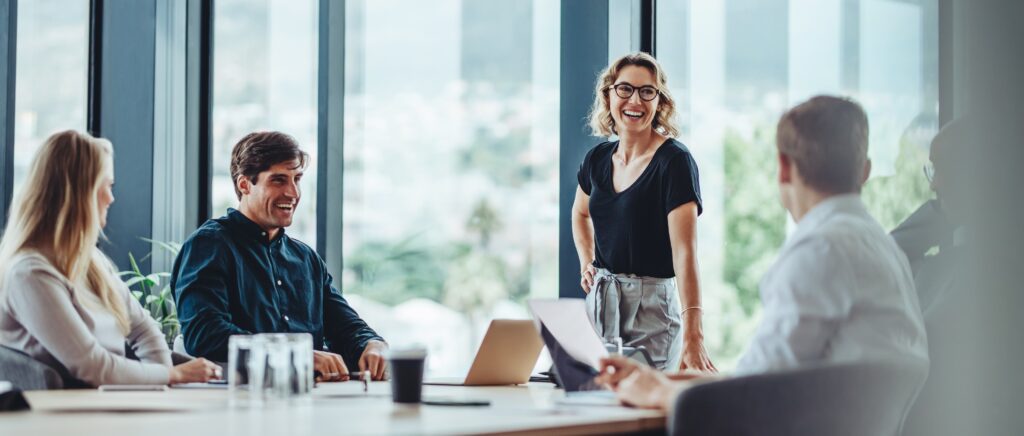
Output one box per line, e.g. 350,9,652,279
172,209,383,366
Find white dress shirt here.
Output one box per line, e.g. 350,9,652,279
735,194,928,374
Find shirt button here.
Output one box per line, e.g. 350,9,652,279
276,280,282,286
261,232,267,236
283,315,290,322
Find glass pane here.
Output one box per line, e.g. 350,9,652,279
211,0,318,247
342,0,560,376
12,0,89,193
657,0,939,369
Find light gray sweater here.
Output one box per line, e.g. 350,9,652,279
0,251,171,386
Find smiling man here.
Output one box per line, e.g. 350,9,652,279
172,131,388,381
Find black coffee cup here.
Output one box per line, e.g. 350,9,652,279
388,348,427,403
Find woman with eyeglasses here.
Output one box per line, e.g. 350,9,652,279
0,130,221,387
572,52,715,372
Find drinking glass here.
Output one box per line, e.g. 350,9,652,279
227,335,266,408
259,333,314,404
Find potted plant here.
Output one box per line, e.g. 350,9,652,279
119,238,181,347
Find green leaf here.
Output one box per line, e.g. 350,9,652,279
124,276,149,288
127,252,150,294
145,295,159,304
128,252,142,275
141,237,182,257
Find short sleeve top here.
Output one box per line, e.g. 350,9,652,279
577,138,702,278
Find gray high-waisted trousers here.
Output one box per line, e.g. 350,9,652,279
585,268,683,370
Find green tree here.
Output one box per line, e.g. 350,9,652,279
722,127,787,317
345,234,448,306
466,199,503,249
862,138,933,230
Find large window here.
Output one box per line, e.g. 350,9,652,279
341,0,560,375
12,0,88,192
211,0,318,246
657,0,939,368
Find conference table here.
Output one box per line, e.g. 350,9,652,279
0,382,667,435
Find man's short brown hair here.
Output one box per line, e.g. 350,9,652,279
230,131,309,199
776,95,869,194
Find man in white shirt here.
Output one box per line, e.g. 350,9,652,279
596,95,928,409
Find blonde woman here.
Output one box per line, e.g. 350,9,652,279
0,130,220,387
573,53,715,372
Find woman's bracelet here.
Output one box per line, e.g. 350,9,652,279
681,306,703,317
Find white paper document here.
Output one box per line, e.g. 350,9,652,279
527,299,608,369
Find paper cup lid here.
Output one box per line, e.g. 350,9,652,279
387,346,427,360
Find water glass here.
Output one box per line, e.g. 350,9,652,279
227,335,267,407
260,333,314,402
286,333,314,396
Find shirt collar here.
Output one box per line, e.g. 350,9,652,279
225,208,286,245
789,193,866,242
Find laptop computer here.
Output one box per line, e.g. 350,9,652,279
424,319,544,386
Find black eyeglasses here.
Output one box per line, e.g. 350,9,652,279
608,83,660,101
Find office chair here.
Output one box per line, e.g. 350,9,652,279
0,345,63,391
670,361,927,436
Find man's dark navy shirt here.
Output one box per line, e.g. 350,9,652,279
172,209,383,367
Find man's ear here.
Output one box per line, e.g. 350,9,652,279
861,159,872,185
237,176,250,197
778,152,793,184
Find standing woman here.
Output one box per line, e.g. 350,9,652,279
573,53,715,372
0,130,220,387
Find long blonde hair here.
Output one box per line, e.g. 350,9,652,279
588,52,680,138
0,130,129,333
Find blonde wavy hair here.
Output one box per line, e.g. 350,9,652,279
588,52,680,138
0,130,129,334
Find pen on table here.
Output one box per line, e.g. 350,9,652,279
320,370,370,391
323,370,370,380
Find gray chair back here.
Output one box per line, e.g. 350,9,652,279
671,361,927,436
0,345,63,391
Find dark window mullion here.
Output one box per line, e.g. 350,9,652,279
640,0,656,56
87,0,103,137
0,0,16,226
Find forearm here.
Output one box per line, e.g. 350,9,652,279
656,380,688,413
126,318,173,366
673,251,704,340
326,325,384,368
179,311,249,362
571,213,595,269
324,291,385,366
125,293,173,365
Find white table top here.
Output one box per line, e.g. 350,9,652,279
0,382,666,435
